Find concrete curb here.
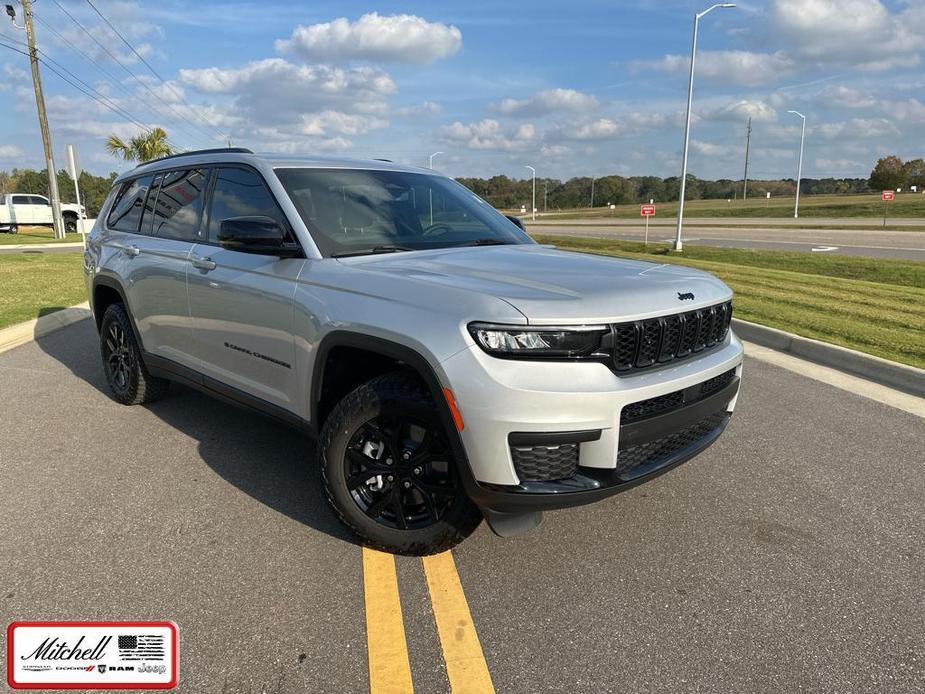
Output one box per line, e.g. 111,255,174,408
733,318,925,399
0,242,85,251
0,302,91,354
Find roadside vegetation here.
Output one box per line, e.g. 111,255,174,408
533,234,925,369
0,227,84,244
520,192,925,220
0,254,86,329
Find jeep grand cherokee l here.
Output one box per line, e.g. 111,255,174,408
84,148,743,554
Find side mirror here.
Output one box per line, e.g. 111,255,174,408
505,215,526,231
218,216,301,257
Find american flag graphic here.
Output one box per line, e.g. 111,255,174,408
117,634,166,661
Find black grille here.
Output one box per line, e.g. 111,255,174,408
700,368,736,396
616,410,728,477
511,443,579,482
611,301,732,373
621,390,684,423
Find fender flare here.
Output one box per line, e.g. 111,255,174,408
311,330,481,496
90,275,146,351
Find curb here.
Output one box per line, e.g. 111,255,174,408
0,302,92,354
0,242,85,251
733,318,925,399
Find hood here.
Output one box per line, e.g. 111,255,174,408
337,244,732,323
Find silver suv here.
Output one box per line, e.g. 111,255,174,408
84,148,743,554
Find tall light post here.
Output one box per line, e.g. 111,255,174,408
673,2,737,252
787,110,806,219
428,151,443,226
525,165,536,221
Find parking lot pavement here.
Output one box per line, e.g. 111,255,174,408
2,320,923,693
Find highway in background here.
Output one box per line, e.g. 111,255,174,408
528,219,925,260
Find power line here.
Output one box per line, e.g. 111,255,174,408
45,0,211,146
82,0,227,142
31,12,185,147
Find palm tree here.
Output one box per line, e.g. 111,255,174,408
105,127,174,162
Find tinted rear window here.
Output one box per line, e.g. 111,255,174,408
151,169,209,241
107,176,155,233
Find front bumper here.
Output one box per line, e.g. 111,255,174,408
439,331,744,513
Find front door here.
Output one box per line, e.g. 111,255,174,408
187,166,304,413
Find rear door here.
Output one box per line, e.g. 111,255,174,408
28,196,53,224
187,166,304,412
105,171,204,371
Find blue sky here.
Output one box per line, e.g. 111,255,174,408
1,0,923,180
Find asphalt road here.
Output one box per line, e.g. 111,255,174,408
2,320,923,693
529,220,925,260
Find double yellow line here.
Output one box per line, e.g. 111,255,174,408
362,548,495,694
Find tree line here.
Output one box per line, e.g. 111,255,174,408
868,156,925,192
456,174,872,210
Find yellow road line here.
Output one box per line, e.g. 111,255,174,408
422,552,496,694
363,547,415,694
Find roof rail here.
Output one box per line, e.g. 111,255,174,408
135,147,254,168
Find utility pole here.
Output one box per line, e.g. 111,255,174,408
20,0,65,238
742,116,751,201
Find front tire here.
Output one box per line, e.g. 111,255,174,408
8,224,17,234
99,303,169,405
320,371,482,555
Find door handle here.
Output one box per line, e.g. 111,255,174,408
123,245,141,257
191,256,217,271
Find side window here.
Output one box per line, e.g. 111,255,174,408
107,175,154,233
11,195,29,205
139,173,163,236
28,196,49,206
151,169,209,241
207,167,287,243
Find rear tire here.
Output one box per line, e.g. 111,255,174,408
63,215,78,233
99,303,169,405
320,371,482,555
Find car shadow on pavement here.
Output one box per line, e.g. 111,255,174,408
36,321,360,548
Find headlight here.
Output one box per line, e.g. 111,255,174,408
468,322,608,358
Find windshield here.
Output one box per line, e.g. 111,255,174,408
275,168,533,257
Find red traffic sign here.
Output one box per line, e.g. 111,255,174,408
882,190,894,201
640,204,656,216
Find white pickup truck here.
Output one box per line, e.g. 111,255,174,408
0,193,84,233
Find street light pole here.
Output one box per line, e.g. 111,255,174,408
428,151,443,226
787,110,805,219
11,0,65,238
525,165,536,221
673,3,736,252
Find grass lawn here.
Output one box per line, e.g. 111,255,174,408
521,192,925,221
0,226,85,244
533,234,925,369
0,253,87,329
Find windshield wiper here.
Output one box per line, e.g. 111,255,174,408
462,238,509,247
332,245,416,258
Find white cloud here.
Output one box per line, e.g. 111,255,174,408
771,0,925,71
494,88,598,117
815,118,900,139
395,100,443,116
440,119,537,151
815,157,865,171
818,86,879,109
558,118,624,140
884,98,925,123
0,145,24,158
690,140,741,158
631,50,795,86
276,13,462,65
703,99,777,123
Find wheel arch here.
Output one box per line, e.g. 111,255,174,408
91,275,145,352
311,331,476,490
